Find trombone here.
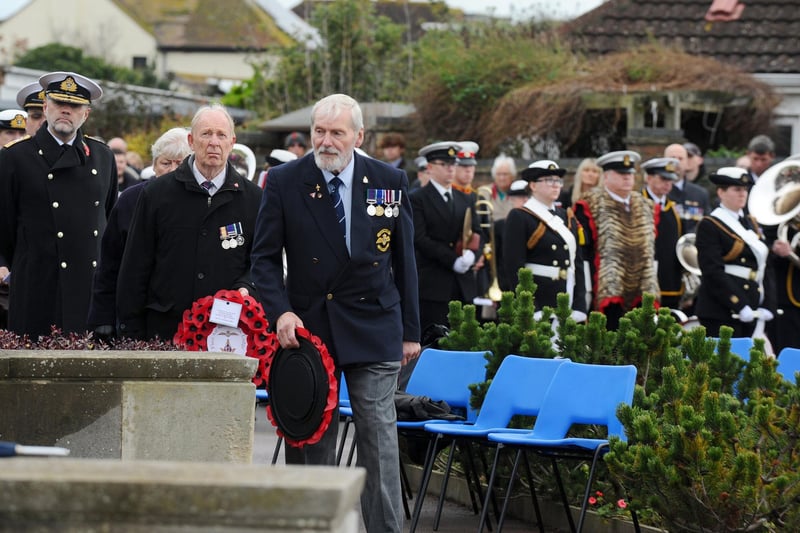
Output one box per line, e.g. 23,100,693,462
474,199,503,301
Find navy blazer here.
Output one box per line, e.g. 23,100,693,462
251,152,420,366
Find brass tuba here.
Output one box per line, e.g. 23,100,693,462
748,157,800,268
676,232,702,305
230,143,258,182
474,198,503,301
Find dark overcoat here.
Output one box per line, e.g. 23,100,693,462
0,125,117,336
116,158,262,340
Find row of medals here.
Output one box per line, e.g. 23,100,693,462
221,235,245,249
367,202,400,218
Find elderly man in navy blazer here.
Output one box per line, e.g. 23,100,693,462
250,94,421,533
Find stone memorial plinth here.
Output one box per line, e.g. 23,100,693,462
0,458,365,532
0,350,257,462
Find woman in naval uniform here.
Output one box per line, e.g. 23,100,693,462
695,167,774,337
503,160,587,320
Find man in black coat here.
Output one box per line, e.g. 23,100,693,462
0,71,117,337
117,105,262,341
410,141,482,333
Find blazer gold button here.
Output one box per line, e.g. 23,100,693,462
551,244,557,250
373,262,379,267
60,262,67,269
57,232,64,238
52,202,59,208
197,273,205,279
93,230,99,236
92,261,97,267
47,173,53,180
312,258,320,263
327,293,333,300
94,201,100,206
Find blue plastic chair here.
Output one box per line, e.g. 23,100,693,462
481,362,639,533
398,348,489,518
409,355,568,533
713,336,755,361
777,347,800,383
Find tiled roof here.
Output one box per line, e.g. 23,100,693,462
563,0,800,74
113,0,294,50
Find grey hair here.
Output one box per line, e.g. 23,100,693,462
151,127,191,161
491,154,517,178
311,94,363,132
190,103,235,135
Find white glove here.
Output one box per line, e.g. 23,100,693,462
738,305,755,323
452,250,476,274
570,310,588,323
756,308,774,321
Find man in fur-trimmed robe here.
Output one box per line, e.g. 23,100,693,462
573,150,660,329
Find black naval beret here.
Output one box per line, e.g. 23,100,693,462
39,71,102,105
16,82,45,109
521,160,566,182
507,179,530,197
419,141,460,163
266,148,297,167
709,167,752,188
0,109,27,131
268,336,333,441
596,150,641,174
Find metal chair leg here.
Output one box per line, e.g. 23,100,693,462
432,438,457,530
408,434,438,533
271,436,282,465
478,443,504,533
520,451,545,533
497,448,522,532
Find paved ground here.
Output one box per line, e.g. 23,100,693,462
252,402,541,532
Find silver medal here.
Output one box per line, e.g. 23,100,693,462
367,204,376,216
221,239,231,250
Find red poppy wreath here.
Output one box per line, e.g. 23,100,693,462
173,290,337,447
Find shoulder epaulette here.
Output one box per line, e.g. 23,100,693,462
3,134,31,149
84,135,104,143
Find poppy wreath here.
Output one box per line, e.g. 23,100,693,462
172,289,278,388
172,291,337,448
264,327,338,448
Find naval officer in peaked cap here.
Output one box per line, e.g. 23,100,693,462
0,71,117,336
16,82,46,135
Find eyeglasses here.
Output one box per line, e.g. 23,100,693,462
428,160,456,168
538,177,564,185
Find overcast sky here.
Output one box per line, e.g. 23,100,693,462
275,0,606,21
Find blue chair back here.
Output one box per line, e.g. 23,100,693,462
777,347,800,383
713,336,754,361
471,356,568,430
530,362,637,441
405,348,489,422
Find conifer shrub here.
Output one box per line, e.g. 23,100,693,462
440,267,800,531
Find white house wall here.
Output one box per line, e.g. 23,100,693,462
158,50,269,83
0,0,157,71
754,73,800,156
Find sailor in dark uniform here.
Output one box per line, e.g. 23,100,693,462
641,157,683,309
0,71,116,337
410,141,482,332
503,160,587,320
695,167,774,337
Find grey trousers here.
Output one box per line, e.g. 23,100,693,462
285,361,403,533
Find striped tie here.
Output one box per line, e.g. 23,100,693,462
330,176,346,240
201,180,214,194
